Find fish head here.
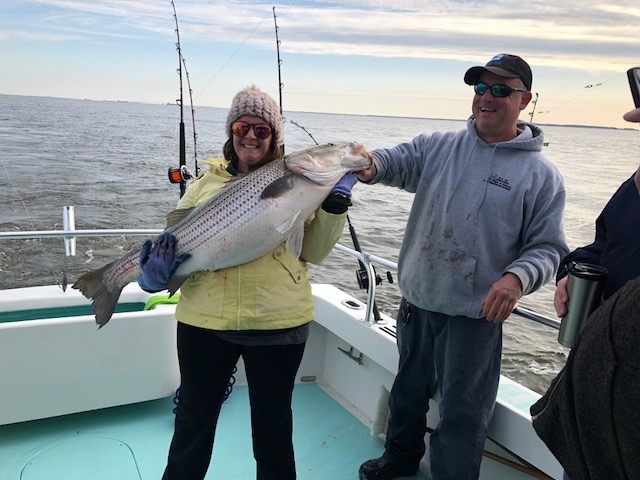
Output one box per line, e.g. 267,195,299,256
285,142,371,186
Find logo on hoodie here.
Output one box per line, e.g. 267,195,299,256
488,173,512,191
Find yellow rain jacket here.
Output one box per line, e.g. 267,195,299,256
173,158,347,331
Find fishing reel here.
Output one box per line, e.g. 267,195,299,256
168,165,193,184
356,265,394,291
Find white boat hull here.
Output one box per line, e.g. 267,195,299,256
0,282,563,479
0,284,180,426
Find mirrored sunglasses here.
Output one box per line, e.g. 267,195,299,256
473,83,528,98
231,121,272,140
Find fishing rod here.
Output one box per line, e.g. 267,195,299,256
290,120,317,144
289,121,389,323
182,52,199,177
169,0,198,198
273,7,285,154
273,0,388,318
272,10,373,297
0,159,68,290
194,12,271,101
536,72,625,118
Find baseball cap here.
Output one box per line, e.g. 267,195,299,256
464,54,532,91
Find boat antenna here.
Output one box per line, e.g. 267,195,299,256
273,6,285,154
528,92,539,124
169,0,197,197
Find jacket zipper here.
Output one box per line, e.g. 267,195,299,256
531,369,565,421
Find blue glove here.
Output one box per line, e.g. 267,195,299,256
138,232,191,292
331,172,359,199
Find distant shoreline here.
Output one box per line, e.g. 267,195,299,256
1,92,637,132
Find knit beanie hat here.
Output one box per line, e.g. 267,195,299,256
225,85,283,147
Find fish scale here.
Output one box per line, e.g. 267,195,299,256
168,158,290,258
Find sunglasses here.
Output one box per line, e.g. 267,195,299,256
231,121,272,140
473,83,528,98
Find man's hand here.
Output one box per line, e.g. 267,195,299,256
553,275,569,318
482,273,523,323
356,150,377,182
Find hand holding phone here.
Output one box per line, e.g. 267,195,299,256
628,67,640,109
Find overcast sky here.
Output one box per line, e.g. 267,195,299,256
1,0,639,129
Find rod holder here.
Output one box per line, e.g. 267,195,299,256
63,206,76,256
338,346,364,365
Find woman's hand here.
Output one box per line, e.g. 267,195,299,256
138,232,191,292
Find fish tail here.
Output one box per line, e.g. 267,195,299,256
72,262,123,329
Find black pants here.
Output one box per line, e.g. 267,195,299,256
162,322,306,480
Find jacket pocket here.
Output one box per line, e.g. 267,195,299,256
254,246,312,318
273,246,305,284
179,270,226,317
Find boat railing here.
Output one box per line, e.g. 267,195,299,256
333,243,560,330
0,208,561,331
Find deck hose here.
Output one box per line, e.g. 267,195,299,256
172,366,238,414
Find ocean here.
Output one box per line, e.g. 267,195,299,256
1,93,639,394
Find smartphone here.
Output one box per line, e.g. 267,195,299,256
628,67,640,108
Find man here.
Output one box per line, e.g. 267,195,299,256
531,105,640,480
553,106,640,317
357,54,569,480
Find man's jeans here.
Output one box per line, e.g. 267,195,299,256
383,299,502,480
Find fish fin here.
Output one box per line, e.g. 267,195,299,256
72,262,123,329
226,173,247,184
261,175,296,199
166,275,190,296
275,212,304,258
284,222,306,260
166,207,196,229
275,212,300,235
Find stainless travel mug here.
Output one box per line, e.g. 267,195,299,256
557,262,608,348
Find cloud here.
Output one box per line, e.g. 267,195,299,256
12,0,638,74
2,0,637,128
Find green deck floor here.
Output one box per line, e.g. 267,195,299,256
0,383,429,479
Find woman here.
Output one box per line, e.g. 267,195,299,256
138,85,357,480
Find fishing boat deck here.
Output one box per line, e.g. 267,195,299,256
0,283,563,479
0,382,428,480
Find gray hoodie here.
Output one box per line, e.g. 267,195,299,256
371,117,569,318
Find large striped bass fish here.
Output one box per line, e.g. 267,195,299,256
73,142,371,328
